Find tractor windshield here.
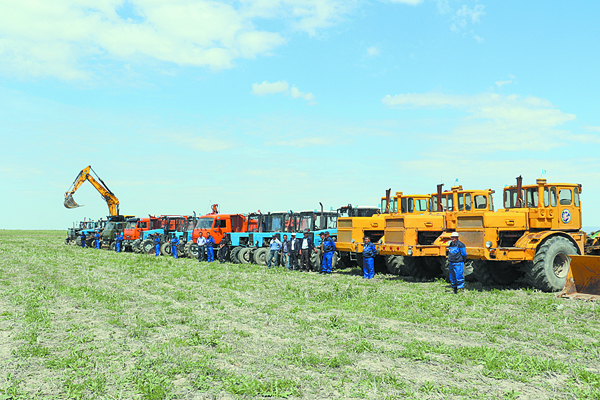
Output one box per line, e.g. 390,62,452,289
125,221,138,229
196,218,214,229
265,214,285,231
104,222,116,230
297,214,314,231
354,208,379,217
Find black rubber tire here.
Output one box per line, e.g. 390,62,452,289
140,239,154,254
334,251,346,270
186,242,199,258
526,236,578,292
85,237,94,248
253,248,269,265
405,257,441,279
160,242,171,256
109,241,116,251
443,259,477,282
472,260,521,286
177,242,187,257
132,239,142,253
75,237,82,247
229,247,241,264
310,250,321,271
238,248,252,264
385,255,402,275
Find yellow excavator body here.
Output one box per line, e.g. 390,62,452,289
558,255,600,300
64,166,120,216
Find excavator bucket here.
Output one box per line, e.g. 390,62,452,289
557,255,600,301
64,194,82,209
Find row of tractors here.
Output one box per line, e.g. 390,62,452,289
66,204,376,270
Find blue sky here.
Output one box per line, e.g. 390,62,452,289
1,0,599,230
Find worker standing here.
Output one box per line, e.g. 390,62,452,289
320,231,336,275
115,232,123,252
154,233,161,256
300,230,314,272
288,233,300,270
218,234,230,263
206,233,215,262
267,234,282,268
94,230,100,249
281,234,290,270
80,232,86,248
362,236,377,279
448,232,467,294
196,232,206,262
171,236,179,259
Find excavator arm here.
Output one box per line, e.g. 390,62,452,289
64,166,120,216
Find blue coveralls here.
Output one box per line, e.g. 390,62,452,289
80,233,86,248
362,242,377,279
448,239,467,290
171,237,179,259
206,236,215,262
115,234,122,252
94,233,100,249
154,236,161,256
321,237,336,274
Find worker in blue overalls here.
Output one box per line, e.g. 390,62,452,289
448,231,467,294
206,233,215,262
171,236,179,259
154,233,161,256
94,230,101,249
320,231,336,274
362,236,377,279
80,232,86,248
115,232,123,252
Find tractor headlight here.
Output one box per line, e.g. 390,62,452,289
351,238,355,243
408,246,413,256
485,241,492,249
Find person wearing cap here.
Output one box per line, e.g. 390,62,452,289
171,235,180,259
154,233,161,256
362,236,377,279
289,233,301,270
448,232,467,293
320,231,336,275
300,230,314,271
267,234,282,268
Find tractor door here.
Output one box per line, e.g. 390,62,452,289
554,186,582,230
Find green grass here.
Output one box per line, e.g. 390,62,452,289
0,230,599,399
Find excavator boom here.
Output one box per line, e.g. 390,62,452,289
64,166,120,216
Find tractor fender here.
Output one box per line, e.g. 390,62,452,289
514,231,583,255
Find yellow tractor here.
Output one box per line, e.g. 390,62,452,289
441,176,585,291
379,184,494,279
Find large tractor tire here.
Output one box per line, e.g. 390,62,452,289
253,248,269,265
132,239,142,253
75,237,82,247
472,260,520,286
178,243,187,257
229,247,241,264
405,257,442,279
186,242,199,258
109,241,116,251
386,255,415,276
238,248,252,264
140,239,154,255
525,236,578,292
160,242,171,256
85,237,94,248
334,251,347,270
310,250,321,271
442,259,477,282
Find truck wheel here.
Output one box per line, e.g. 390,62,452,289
85,237,94,248
385,255,402,275
253,248,268,265
310,250,321,271
109,241,116,251
473,260,521,286
238,248,252,264
140,239,154,254
160,242,171,256
132,239,142,253
526,236,578,292
229,247,241,264
334,251,347,269
186,242,199,258
75,237,82,247
405,257,440,279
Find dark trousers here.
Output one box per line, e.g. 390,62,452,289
301,249,311,271
218,246,227,263
289,251,299,270
198,246,205,261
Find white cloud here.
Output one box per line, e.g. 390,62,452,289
275,137,332,147
252,80,290,95
366,46,380,56
251,80,316,104
495,80,513,88
382,91,577,152
0,0,355,80
388,0,423,5
448,4,485,41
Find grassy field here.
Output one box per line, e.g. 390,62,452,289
0,230,599,399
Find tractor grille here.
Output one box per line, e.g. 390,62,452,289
386,231,404,244
387,219,404,228
337,231,352,243
338,219,352,228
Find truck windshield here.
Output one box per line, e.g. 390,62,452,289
196,218,214,229
104,222,115,230
125,221,138,229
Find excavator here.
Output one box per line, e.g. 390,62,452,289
64,166,120,216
